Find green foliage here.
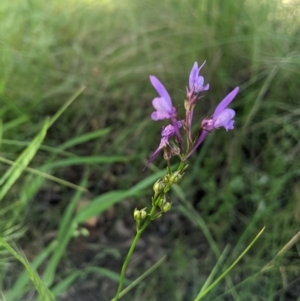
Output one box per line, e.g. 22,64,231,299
0,0,300,300
0,238,55,301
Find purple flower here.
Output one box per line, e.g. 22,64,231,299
149,75,182,144
144,122,183,169
150,75,177,121
189,61,209,94
185,87,239,160
202,87,239,131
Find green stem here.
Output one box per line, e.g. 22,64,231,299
113,205,157,301
177,161,185,172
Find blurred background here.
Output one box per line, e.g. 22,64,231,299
1,0,300,300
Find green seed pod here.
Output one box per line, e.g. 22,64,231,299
133,208,140,220
156,194,166,208
153,181,165,194
140,208,147,220
134,208,147,221
169,171,183,184
162,202,172,212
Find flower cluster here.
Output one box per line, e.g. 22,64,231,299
146,61,239,167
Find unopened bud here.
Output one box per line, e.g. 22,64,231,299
171,145,181,156
169,171,183,184
162,202,172,212
184,99,189,110
163,175,169,182
163,148,172,160
133,208,140,220
133,208,147,221
80,228,90,237
156,195,166,207
140,208,147,219
153,181,165,194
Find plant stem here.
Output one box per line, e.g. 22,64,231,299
113,205,157,301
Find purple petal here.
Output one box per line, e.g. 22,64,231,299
225,120,235,131
162,122,182,138
189,62,199,90
171,118,182,144
149,76,172,108
151,97,173,119
143,147,162,170
214,108,235,129
203,83,209,91
151,111,171,121
184,131,209,160
144,137,168,170
201,118,214,132
162,124,176,138
213,87,239,120
197,76,204,87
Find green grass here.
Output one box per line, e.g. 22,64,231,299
0,0,300,300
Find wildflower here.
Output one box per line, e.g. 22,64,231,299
202,87,239,131
150,75,177,121
150,75,182,144
144,122,182,169
188,61,209,95
185,87,239,160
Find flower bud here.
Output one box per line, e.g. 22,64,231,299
80,227,90,237
133,208,147,221
163,175,169,182
169,171,183,184
153,181,165,194
184,99,189,110
140,208,147,220
163,147,172,160
156,194,166,207
171,145,181,156
162,202,172,212
133,208,140,221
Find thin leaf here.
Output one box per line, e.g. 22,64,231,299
48,86,85,128
41,156,129,169
112,255,167,300
43,175,88,287
0,238,55,301
75,190,140,224
59,128,111,150
0,119,49,201
0,156,87,192
5,241,57,301
193,227,266,301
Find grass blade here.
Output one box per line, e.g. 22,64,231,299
75,190,140,224
0,238,55,301
5,241,58,301
43,175,88,286
40,156,130,169
0,156,87,192
48,86,85,128
0,119,49,201
193,227,266,301
111,255,167,300
59,128,111,150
